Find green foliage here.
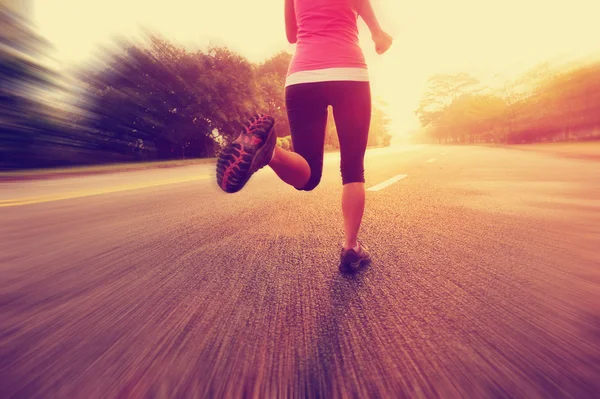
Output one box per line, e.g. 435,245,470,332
277,135,294,152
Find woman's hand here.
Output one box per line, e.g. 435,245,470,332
372,30,393,55
354,0,392,54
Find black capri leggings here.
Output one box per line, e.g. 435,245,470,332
285,80,371,191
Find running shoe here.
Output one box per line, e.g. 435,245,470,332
216,114,276,193
339,242,372,273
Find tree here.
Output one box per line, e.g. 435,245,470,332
75,33,259,161
0,6,65,170
415,59,600,145
415,73,480,128
255,51,292,138
324,106,340,150
433,93,506,143
0,18,398,170
324,100,392,150
368,98,392,147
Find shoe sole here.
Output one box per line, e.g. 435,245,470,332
216,114,275,193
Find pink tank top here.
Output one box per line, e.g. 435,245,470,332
287,0,368,77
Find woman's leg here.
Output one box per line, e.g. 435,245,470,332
341,182,366,250
268,146,311,189
273,83,329,191
331,82,372,250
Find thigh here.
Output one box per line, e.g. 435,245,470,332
331,81,372,180
285,83,329,184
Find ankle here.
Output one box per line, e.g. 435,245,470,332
344,241,359,251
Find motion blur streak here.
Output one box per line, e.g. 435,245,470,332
2,145,600,397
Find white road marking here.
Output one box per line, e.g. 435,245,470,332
367,174,408,192
426,158,437,163
0,176,210,207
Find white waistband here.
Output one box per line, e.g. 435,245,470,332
285,68,369,87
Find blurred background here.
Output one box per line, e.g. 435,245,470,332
2,0,599,171
1,1,599,398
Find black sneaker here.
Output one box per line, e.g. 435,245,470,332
216,114,276,194
339,242,372,273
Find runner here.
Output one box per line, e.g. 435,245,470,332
216,0,392,272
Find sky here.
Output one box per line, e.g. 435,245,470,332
32,0,600,135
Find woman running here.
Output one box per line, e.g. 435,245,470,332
216,0,393,272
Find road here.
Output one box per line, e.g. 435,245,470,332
1,144,599,398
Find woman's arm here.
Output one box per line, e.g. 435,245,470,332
354,0,392,55
285,0,298,44
353,0,382,37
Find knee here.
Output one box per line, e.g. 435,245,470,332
300,162,323,191
295,169,322,191
341,161,365,185
296,176,321,191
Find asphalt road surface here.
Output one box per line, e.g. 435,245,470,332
1,144,599,398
